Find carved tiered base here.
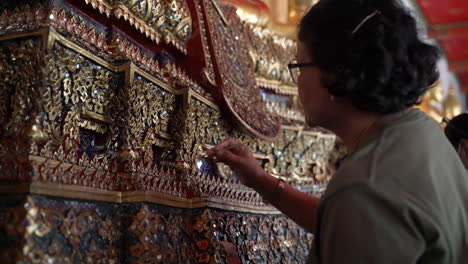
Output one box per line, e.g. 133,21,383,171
0,195,312,263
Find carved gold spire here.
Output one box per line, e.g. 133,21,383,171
443,86,463,120
223,0,271,27
418,79,444,123
427,79,444,106
288,0,318,25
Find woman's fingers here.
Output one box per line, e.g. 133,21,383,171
204,139,265,188
216,138,236,149
212,148,242,166
214,138,245,154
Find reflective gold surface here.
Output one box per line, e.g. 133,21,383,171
443,86,463,120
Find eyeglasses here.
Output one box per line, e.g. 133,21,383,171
287,61,317,84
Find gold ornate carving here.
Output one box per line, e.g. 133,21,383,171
44,33,123,159
0,36,44,182
419,79,445,122
0,3,345,262
0,38,43,137
180,90,335,195
0,4,49,36
49,7,111,59
193,0,216,86
288,0,319,25
113,34,163,77
164,0,192,43
83,0,192,54
442,86,463,120
203,0,282,140
83,0,114,16
223,0,270,27
47,29,127,72
243,23,298,95
125,69,176,152
0,2,338,214
266,100,305,123
114,0,165,43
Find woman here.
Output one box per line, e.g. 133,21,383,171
207,0,468,263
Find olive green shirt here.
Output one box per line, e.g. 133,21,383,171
308,109,468,263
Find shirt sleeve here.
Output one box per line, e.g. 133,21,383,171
317,184,426,264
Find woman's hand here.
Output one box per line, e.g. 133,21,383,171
207,139,320,233
206,138,267,188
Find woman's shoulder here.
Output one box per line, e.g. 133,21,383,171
322,108,466,202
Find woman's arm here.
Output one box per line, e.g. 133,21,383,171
252,172,320,232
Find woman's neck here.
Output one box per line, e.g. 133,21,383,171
325,109,409,153
329,113,382,153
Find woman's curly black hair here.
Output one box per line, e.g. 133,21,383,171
298,0,440,114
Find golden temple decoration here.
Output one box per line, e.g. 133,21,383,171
82,0,113,17
427,80,444,107
0,38,42,138
182,90,335,187
0,33,330,214
202,0,282,141
83,0,192,54
0,0,338,214
192,0,217,87
112,35,162,75
265,101,305,123
419,79,464,123
223,0,270,27
419,79,445,123
164,0,193,44
0,0,342,262
287,0,318,25
236,15,306,126
0,4,49,36
49,8,112,59
243,22,297,95
443,86,463,120
126,67,177,149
